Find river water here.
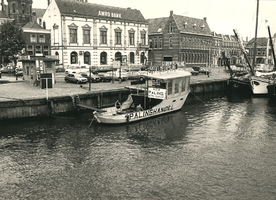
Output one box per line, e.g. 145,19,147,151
1,95,276,200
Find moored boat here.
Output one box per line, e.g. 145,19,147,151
93,68,191,124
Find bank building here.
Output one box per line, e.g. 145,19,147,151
43,0,148,69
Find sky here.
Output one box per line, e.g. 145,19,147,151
29,0,276,40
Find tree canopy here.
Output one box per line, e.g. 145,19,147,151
0,21,26,66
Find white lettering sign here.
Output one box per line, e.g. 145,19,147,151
98,11,122,18
148,87,166,99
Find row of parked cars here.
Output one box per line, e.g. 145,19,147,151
64,70,148,84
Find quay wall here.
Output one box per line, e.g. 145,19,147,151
0,80,228,120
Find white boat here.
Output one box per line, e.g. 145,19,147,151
251,71,276,95
93,69,191,124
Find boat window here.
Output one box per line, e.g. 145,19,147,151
168,81,173,95
175,82,179,93
182,78,186,92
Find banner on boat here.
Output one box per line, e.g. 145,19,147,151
148,87,166,99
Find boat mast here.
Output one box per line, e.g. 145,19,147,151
268,26,276,71
252,0,259,69
233,29,255,76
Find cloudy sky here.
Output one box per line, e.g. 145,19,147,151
30,0,276,40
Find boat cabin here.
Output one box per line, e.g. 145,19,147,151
129,70,190,110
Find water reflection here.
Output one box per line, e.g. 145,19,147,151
1,97,276,199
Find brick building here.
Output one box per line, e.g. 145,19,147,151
147,11,213,67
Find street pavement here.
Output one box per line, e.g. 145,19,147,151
0,67,229,102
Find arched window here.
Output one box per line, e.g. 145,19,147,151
84,51,90,65
130,52,135,64
55,52,59,65
100,52,107,65
115,52,122,63
140,52,145,64
71,51,78,64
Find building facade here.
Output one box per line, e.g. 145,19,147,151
147,11,213,67
246,36,276,66
43,0,148,69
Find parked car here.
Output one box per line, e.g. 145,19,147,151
79,72,101,82
65,64,90,74
127,70,148,82
64,73,87,84
185,67,199,76
198,67,210,75
0,65,14,73
99,69,128,82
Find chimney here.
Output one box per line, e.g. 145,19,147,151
43,21,46,29
203,17,207,21
32,11,37,23
48,0,50,5
170,10,173,16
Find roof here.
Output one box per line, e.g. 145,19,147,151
22,21,43,29
32,8,46,18
246,37,268,47
55,0,147,23
147,14,212,36
173,14,212,35
143,69,191,80
147,17,169,34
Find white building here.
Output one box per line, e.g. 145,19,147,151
43,0,148,69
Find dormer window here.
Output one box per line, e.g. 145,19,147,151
193,23,197,29
157,28,162,32
184,22,188,28
201,24,205,30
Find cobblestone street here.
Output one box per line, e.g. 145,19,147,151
0,67,229,102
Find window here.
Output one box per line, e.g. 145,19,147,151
84,51,90,64
71,52,78,64
141,32,146,45
69,29,77,43
129,33,134,45
83,29,90,44
149,39,153,48
159,37,162,48
53,24,59,44
100,52,107,65
55,52,59,65
115,32,121,45
27,45,33,55
100,31,107,44
168,81,173,95
130,52,135,64
182,78,186,92
30,34,37,43
154,38,157,48
43,46,49,55
39,35,45,43
12,3,16,13
169,37,172,48
175,82,179,93
22,3,25,14
35,46,42,54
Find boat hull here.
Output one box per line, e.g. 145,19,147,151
93,93,189,124
251,76,270,96
267,83,276,100
227,77,253,95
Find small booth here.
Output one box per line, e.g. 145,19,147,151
18,55,58,87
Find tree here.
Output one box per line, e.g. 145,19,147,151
0,21,26,67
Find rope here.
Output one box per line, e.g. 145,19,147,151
190,92,205,104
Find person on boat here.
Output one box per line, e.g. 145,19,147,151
115,100,122,111
136,104,143,111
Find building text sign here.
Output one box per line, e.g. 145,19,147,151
98,11,122,18
148,88,166,99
